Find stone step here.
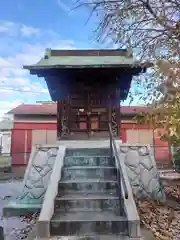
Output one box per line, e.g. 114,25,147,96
58,180,118,192
54,194,120,212
66,148,110,157
61,166,117,181
50,234,129,240
58,190,118,198
64,156,114,167
50,211,128,236
56,193,119,199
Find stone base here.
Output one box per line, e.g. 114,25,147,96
3,201,40,217
3,141,165,219
119,144,166,201
3,144,59,217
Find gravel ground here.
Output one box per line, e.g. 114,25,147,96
0,179,38,240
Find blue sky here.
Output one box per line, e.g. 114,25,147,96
0,0,141,119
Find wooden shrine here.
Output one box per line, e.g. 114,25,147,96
24,49,150,140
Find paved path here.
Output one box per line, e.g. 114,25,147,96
0,180,156,240
0,180,37,240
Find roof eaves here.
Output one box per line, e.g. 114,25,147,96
24,63,153,72
24,64,140,70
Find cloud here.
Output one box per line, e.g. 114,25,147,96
0,21,17,35
0,81,51,119
0,77,29,86
56,0,77,15
0,38,76,92
0,21,49,38
57,0,70,12
0,100,23,119
0,20,76,118
20,25,40,37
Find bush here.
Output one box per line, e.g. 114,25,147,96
173,149,180,172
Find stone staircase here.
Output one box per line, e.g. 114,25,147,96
50,148,129,239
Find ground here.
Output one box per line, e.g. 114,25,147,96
0,170,180,240
0,179,38,240
0,178,156,240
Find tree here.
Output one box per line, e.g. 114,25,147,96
77,0,180,144
135,60,180,145
77,0,179,60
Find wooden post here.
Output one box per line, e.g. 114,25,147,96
116,88,121,138
57,99,70,140
57,100,61,140
119,90,121,141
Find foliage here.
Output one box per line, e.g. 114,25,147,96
173,149,180,172
77,0,180,60
76,0,180,99
76,0,180,143
135,58,180,144
135,91,180,144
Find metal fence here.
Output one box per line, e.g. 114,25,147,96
0,152,31,167
0,152,12,168
150,145,173,169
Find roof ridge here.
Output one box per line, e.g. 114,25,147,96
7,104,147,115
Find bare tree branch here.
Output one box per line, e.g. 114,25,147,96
77,0,180,61
75,0,180,143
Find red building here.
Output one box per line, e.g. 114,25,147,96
8,103,171,168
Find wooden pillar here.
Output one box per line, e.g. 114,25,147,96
57,98,70,140
116,88,120,138
57,100,61,140
110,88,120,138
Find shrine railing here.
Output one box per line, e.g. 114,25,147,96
109,123,128,202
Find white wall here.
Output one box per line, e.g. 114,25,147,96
0,131,11,154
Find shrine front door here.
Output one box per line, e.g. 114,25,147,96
57,90,120,140
70,91,110,139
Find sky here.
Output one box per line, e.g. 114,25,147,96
0,0,141,119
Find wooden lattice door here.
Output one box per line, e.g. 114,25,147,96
70,91,110,138
57,89,120,140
